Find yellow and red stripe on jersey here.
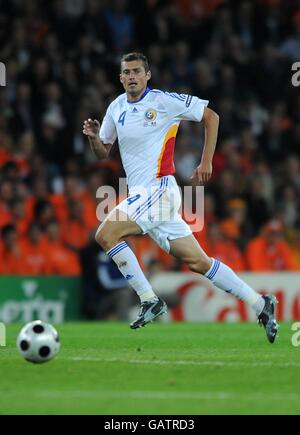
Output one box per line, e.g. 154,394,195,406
156,124,179,178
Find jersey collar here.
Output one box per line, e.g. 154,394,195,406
127,86,150,104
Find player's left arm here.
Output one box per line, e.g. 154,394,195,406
192,107,219,184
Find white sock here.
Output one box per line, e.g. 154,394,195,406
107,242,158,303
205,258,265,316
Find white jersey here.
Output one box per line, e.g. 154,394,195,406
99,88,208,191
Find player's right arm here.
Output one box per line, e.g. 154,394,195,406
83,119,112,159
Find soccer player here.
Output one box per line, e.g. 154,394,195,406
83,52,278,343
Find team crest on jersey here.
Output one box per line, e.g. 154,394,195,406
144,108,157,126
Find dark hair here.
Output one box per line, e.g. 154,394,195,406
34,199,53,217
1,224,16,238
120,52,150,73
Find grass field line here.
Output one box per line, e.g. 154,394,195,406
66,356,300,368
34,390,300,402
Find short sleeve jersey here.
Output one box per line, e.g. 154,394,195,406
99,88,208,190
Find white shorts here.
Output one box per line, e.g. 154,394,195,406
116,176,192,253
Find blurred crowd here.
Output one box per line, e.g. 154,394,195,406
1,0,300,284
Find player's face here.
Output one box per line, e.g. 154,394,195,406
120,60,151,101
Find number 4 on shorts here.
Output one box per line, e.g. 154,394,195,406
127,194,141,205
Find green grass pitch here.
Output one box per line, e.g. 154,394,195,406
1,322,300,415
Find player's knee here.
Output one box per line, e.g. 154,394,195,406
95,229,106,249
188,257,212,275
95,226,119,251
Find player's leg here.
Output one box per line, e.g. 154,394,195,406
96,209,156,301
96,208,141,250
96,209,166,328
169,234,279,343
169,234,263,310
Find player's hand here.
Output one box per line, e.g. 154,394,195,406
191,161,212,185
83,119,100,138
